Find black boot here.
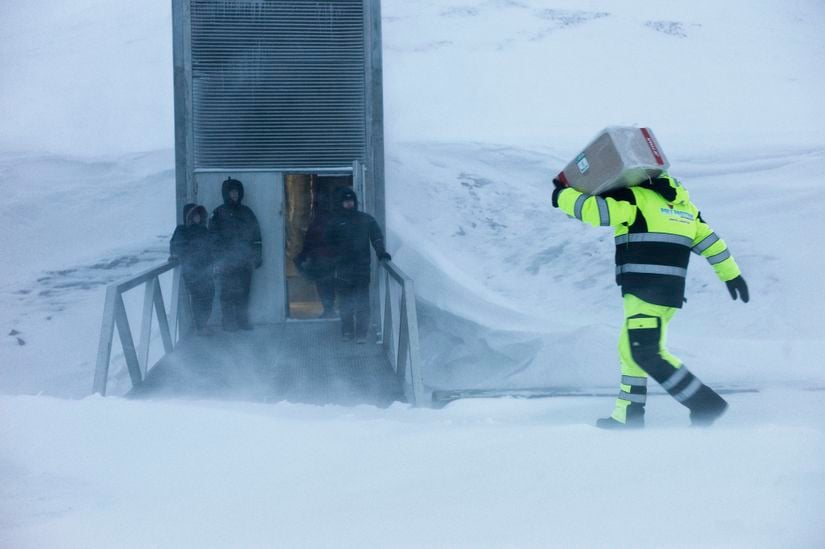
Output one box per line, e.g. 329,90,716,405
341,314,354,341
685,386,728,427
596,403,645,430
221,298,238,331
596,416,645,429
236,296,252,330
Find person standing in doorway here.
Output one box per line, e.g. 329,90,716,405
169,203,215,336
326,188,391,343
295,192,337,318
209,177,262,331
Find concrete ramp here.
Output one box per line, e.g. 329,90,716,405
129,321,404,407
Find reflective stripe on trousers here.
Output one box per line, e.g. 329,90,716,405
612,294,681,423
618,390,646,403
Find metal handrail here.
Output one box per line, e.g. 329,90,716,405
377,260,428,406
93,260,184,395
93,256,426,403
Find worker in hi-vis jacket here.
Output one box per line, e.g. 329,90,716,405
551,173,749,429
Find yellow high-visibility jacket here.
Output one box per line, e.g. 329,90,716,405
553,174,741,308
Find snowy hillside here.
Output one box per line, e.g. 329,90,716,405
2,0,825,547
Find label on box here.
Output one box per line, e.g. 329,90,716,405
640,127,665,166
575,153,590,174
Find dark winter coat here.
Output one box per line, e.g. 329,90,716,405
325,188,388,284
170,204,214,281
208,178,263,270
295,209,336,279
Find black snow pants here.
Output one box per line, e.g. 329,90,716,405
336,279,370,338
219,264,252,330
184,273,215,330
316,274,336,314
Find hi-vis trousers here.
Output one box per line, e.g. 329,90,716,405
612,294,711,423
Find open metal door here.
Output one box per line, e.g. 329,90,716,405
352,159,367,212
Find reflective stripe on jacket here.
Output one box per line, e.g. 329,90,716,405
555,174,741,307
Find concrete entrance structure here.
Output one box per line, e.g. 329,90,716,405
96,1,426,406
172,0,385,324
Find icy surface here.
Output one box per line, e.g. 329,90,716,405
1,0,825,547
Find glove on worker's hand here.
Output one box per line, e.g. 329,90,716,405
378,252,392,262
725,275,749,303
551,178,568,208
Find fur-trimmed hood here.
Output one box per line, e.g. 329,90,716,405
184,204,208,225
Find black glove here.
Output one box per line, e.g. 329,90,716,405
551,178,568,208
725,275,749,303
378,252,391,262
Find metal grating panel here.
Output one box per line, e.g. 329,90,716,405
191,0,366,169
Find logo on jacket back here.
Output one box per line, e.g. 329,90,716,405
660,207,694,223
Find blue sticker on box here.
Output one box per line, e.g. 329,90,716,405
576,153,590,174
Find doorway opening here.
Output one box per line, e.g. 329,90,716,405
284,173,353,319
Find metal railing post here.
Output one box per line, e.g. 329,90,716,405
169,267,181,341
137,277,157,376
402,281,425,405
377,260,429,406
381,270,394,356
93,286,119,395
154,278,174,354
114,294,143,388
396,294,409,382
93,260,180,395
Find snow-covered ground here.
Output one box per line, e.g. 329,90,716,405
2,0,825,547
3,391,824,548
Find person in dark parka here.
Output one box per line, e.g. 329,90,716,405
295,193,337,318
325,187,391,342
209,177,262,331
170,204,215,335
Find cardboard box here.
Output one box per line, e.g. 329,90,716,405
556,126,669,195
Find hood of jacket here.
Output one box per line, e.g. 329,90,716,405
222,177,245,205
333,186,358,212
182,203,197,223
639,172,689,205
185,204,208,226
